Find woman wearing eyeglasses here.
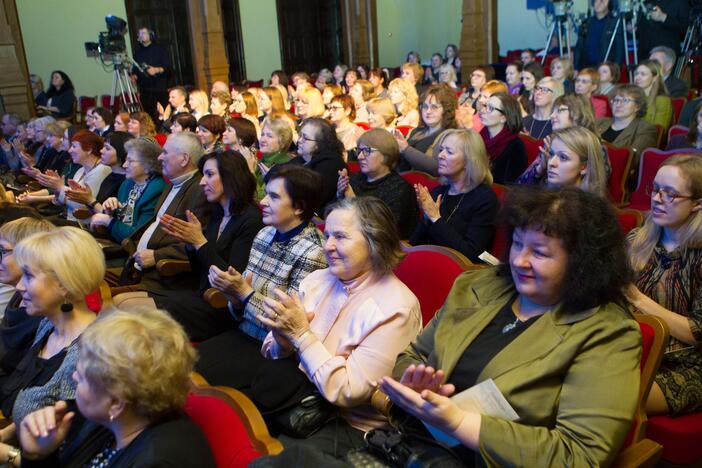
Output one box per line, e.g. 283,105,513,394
624,155,702,416
395,84,457,176
328,95,364,155
595,84,657,157
288,118,346,210
337,129,418,238
522,77,563,140
478,93,528,184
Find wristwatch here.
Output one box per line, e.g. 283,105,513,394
7,446,20,465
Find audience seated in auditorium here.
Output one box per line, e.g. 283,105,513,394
368,68,389,99
349,80,374,123
196,114,226,154
35,71,75,120
625,155,702,416
479,93,528,184
157,86,189,131
649,46,689,98
634,60,673,130
409,129,497,263
332,64,348,88
444,44,462,83
259,87,286,122
288,118,346,210
462,65,494,111
90,108,114,138
523,77,563,140
223,117,258,170
328,94,364,155
195,165,327,390
294,86,326,121
380,186,640,466
680,97,702,128
89,136,166,244
666,101,702,151
188,89,210,122
397,84,457,175
209,90,233,119
321,84,343,117
170,112,197,133
423,53,443,85
438,64,459,90
337,129,418,238
257,116,293,198
0,226,104,453
252,197,421,458
471,80,509,132
29,74,46,108
401,62,424,97
388,78,419,128
115,151,262,341
18,309,215,467
315,68,333,91
113,112,129,133
517,126,607,197
596,84,658,157
0,218,55,377
120,132,209,291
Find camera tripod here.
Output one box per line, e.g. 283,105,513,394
541,6,575,64
604,7,641,81
109,55,142,113
675,11,701,78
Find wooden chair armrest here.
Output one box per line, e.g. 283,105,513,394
109,284,144,296
73,207,92,220
156,259,191,277
190,372,209,387
203,288,228,309
612,438,662,468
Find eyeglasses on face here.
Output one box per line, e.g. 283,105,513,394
611,97,634,105
483,104,505,114
420,103,442,112
298,133,319,143
357,146,380,156
535,86,554,94
647,184,696,204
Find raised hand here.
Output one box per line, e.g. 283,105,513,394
18,401,75,461
160,210,207,248
415,184,442,222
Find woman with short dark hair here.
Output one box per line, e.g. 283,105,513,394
479,93,528,184
170,113,197,133
197,114,226,154
379,186,641,466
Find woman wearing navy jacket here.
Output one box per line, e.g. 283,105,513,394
35,71,75,120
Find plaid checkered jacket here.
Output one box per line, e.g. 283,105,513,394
237,223,327,340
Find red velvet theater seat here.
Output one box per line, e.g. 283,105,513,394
647,412,702,465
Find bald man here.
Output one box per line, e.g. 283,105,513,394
210,81,229,97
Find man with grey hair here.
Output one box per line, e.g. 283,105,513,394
210,80,229,97
649,46,689,98
0,113,21,168
122,131,210,290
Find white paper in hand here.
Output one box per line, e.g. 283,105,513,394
423,378,518,446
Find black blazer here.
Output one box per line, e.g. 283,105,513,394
492,138,528,185
288,151,347,212
188,204,263,295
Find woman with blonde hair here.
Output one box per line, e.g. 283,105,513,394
634,59,673,129
388,78,419,128
188,89,210,121
127,112,157,138
624,154,702,416
409,128,498,262
18,309,214,466
256,116,293,198
438,63,459,89
0,227,104,465
518,126,607,196
550,57,575,94
294,86,325,120
523,77,563,140
365,97,396,131
349,80,375,123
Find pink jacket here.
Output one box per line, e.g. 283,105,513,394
262,268,422,432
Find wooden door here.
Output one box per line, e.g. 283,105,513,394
221,0,246,84
276,0,343,74
125,0,195,87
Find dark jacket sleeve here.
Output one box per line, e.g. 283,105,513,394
312,154,346,209
493,139,528,185
51,90,75,119
401,145,439,176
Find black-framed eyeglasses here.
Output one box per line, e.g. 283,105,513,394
647,184,696,204
298,134,319,143
484,104,505,114
0,247,13,261
357,146,381,156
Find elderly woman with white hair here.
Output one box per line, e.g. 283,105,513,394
17,309,215,466
0,227,104,466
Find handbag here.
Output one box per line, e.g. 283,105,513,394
346,428,467,468
272,391,337,438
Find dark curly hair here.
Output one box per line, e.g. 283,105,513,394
499,186,632,313
419,84,457,130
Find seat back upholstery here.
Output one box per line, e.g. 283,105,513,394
667,124,688,142
605,143,633,205
616,209,644,235
518,134,542,165
592,95,612,117
393,244,472,325
671,97,686,125
347,161,361,174
628,149,678,210
184,383,283,467
489,184,510,261
400,170,441,192
396,125,413,136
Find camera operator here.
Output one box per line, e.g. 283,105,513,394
130,27,170,122
574,0,623,70
637,0,690,58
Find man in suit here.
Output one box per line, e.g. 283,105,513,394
124,131,209,290
649,46,689,98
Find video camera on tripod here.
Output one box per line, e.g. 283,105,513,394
541,0,575,64
84,15,142,113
